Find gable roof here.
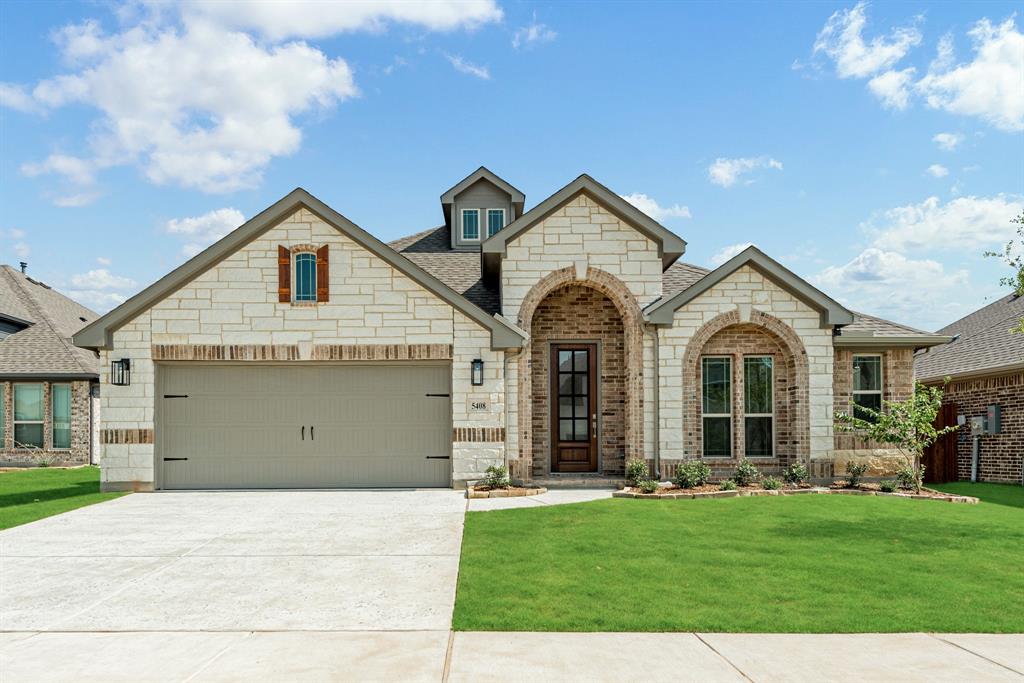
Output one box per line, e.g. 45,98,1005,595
73,188,526,351
0,266,99,378
440,166,526,206
915,293,1024,381
645,246,854,327
480,174,687,282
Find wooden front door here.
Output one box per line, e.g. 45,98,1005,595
550,344,598,472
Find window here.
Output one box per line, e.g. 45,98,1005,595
52,383,71,449
14,383,44,449
744,357,773,457
293,252,317,302
461,209,480,241
702,357,732,457
852,355,883,420
486,209,505,237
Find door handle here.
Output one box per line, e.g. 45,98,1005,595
592,413,597,432
310,426,314,441
301,425,305,441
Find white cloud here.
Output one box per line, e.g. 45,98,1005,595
0,229,30,260
916,18,1024,132
96,256,112,266
926,164,949,178
165,207,245,257
866,194,1024,252
812,2,921,79
708,157,783,188
445,53,490,79
867,67,915,109
709,242,755,267
512,17,557,49
932,132,963,150
66,290,128,312
0,83,39,113
619,193,691,221
70,268,136,290
815,247,968,326
184,0,502,41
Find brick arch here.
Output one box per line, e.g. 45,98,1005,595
681,308,810,463
513,266,645,479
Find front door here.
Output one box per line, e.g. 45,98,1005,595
550,344,598,472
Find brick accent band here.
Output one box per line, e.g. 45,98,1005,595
453,427,506,442
153,344,299,361
101,428,154,445
312,344,453,361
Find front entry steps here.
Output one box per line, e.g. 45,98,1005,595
528,474,627,490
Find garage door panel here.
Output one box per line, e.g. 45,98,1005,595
158,364,451,489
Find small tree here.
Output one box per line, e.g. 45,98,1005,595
834,382,957,492
984,212,1024,333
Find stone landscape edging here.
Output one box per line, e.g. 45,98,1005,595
466,487,549,499
613,487,979,504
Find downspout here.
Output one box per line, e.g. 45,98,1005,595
645,324,661,479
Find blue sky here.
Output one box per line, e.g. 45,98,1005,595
1,1,1021,330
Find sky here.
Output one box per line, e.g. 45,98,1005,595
0,0,1021,331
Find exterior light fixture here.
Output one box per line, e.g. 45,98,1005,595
471,359,484,386
111,358,131,386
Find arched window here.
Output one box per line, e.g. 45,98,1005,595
293,252,317,302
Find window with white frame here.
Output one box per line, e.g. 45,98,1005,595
461,209,480,241
486,208,505,237
701,356,732,457
852,354,882,421
293,252,317,302
13,383,44,449
744,356,773,457
51,383,72,449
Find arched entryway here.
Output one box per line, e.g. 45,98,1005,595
514,267,644,479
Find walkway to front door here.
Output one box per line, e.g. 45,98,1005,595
551,344,598,473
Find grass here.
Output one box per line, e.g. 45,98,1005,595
454,484,1024,633
0,466,127,530
930,481,1024,509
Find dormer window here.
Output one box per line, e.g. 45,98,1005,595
487,208,505,237
461,209,480,241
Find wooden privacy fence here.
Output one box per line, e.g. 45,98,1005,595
923,401,959,484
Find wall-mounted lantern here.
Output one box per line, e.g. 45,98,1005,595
111,358,131,386
471,358,484,386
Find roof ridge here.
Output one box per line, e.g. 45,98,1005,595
2,268,95,374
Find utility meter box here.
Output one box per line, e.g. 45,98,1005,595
987,404,1001,434
969,416,986,434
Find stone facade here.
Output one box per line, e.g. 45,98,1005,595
0,380,93,466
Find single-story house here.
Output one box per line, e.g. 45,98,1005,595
915,293,1024,484
0,264,100,465
74,168,949,491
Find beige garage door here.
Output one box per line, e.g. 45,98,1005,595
157,363,451,489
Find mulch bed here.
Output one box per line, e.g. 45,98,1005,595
615,483,978,503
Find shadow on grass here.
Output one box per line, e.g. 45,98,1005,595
0,480,100,509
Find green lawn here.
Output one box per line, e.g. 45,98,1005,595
931,481,1024,509
0,466,127,530
454,484,1024,632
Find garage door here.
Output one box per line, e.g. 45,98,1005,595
157,364,451,489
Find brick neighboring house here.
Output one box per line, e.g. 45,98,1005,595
0,265,100,466
915,294,1024,484
73,168,950,491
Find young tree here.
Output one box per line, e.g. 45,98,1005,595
984,212,1024,333
835,382,957,493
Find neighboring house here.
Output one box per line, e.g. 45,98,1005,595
0,265,100,465
74,168,949,491
915,294,1024,484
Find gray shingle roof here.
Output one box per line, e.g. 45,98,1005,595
915,294,1024,380
0,266,99,377
843,311,934,337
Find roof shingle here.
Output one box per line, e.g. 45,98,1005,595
915,294,1024,380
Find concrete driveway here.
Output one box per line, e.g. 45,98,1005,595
0,490,465,682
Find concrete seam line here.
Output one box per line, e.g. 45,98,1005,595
180,631,255,683
442,630,455,683
693,633,755,683
928,634,1024,676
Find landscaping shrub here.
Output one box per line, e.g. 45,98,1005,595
896,464,925,490
762,476,782,490
719,479,737,491
732,459,760,486
483,464,510,489
782,461,808,485
673,460,712,489
625,459,649,485
879,480,898,493
637,479,659,494
846,462,868,487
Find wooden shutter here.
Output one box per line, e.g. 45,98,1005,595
316,244,329,302
278,245,291,303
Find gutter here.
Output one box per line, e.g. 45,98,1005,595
833,334,953,349
918,362,1024,385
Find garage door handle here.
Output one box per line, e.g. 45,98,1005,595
425,393,450,398
163,457,188,461
426,456,451,460
301,425,305,441
310,426,314,441
163,394,189,399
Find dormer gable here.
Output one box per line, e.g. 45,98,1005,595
440,167,526,251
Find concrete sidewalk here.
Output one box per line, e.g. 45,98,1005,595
1,631,1020,682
